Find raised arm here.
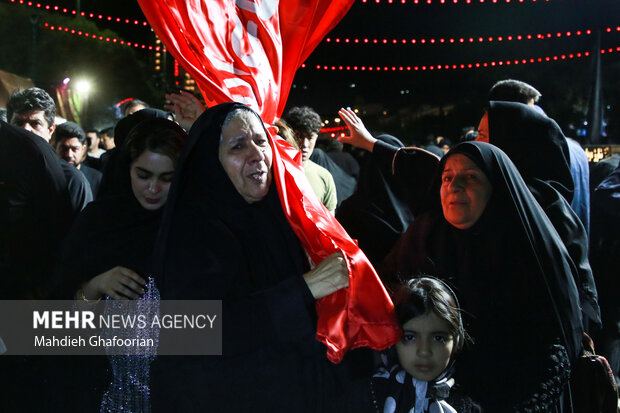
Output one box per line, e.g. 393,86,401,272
337,108,377,152
164,90,205,132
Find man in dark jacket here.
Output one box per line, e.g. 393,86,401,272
7,87,92,212
54,121,102,197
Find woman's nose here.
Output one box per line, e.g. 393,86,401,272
249,142,266,162
449,175,465,192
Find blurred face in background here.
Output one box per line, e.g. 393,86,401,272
86,131,100,152
100,133,115,150
295,131,318,164
56,137,87,166
475,112,489,143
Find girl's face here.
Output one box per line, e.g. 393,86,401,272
130,150,175,210
395,311,455,382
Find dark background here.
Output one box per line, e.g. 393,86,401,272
1,0,619,143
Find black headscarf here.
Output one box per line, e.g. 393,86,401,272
382,141,583,410
487,100,574,202
590,164,620,320
114,108,172,149
98,109,171,198
336,134,414,266
154,102,306,300
486,101,600,332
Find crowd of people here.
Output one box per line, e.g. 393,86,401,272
0,79,618,412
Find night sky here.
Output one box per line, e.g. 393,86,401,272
3,0,620,139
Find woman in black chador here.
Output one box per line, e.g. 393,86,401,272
380,141,583,411
480,101,600,333
150,103,358,412
52,117,187,412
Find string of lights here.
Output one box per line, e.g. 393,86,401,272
41,22,165,52
8,0,149,27
300,46,620,72
323,28,618,46
10,0,615,54
7,0,552,18
360,0,550,4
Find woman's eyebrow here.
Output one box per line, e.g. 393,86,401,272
227,135,248,145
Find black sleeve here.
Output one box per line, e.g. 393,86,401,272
529,179,601,333
373,141,440,213
61,162,94,213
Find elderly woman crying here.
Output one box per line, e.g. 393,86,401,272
150,103,398,412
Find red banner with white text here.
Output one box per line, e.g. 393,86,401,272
139,0,354,123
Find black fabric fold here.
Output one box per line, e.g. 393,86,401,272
337,134,415,266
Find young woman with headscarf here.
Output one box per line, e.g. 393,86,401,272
97,108,173,199
51,117,187,411
150,102,399,412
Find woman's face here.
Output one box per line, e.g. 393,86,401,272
440,154,493,229
130,150,175,210
218,113,273,203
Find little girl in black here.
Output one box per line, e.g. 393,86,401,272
368,277,479,413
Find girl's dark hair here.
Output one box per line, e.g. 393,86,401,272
393,277,466,352
125,118,187,166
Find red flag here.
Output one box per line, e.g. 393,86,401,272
138,0,400,362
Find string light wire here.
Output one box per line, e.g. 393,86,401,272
300,47,620,72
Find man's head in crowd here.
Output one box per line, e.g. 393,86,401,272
54,122,88,167
121,99,149,117
86,129,101,152
478,79,542,142
285,106,322,164
99,126,115,150
7,87,56,142
489,79,541,106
